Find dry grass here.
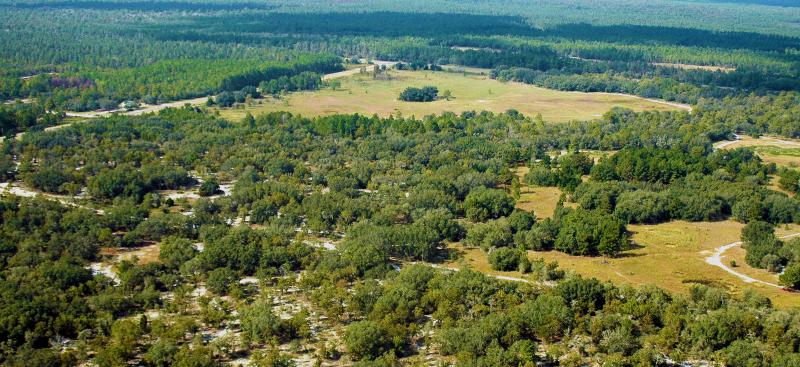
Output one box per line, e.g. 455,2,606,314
444,243,535,281
100,242,161,265
512,166,564,219
715,135,800,150
447,220,800,308
516,187,563,219
528,220,800,308
217,70,684,123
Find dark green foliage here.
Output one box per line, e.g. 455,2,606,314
464,187,515,222
198,180,221,197
158,237,198,269
260,71,322,95
466,219,513,251
779,263,800,289
398,86,438,102
525,152,593,191
488,247,525,271
344,320,392,360
206,267,237,295
240,298,300,344
742,221,781,269
557,277,606,314
555,208,628,257
507,210,536,233
614,190,670,224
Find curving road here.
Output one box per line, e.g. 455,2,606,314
704,232,800,288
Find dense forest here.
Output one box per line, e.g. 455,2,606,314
0,104,798,365
2,0,800,366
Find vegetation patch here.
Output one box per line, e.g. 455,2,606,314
217,70,682,122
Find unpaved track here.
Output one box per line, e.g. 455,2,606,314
64,63,391,119
15,65,378,140
322,61,398,81
704,232,800,288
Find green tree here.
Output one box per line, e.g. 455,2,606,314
159,237,198,269
344,320,392,360
488,247,523,271
779,263,800,289
206,267,237,295
464,187,515,222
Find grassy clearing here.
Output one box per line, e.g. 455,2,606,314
447,220,800,308
512,167,564,219
530,220,800,308
516,187,563,219
100,242,161,265
715,135,800,150
216,70,684,123
444,243,543,283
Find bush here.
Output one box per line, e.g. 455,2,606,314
159,237,198,269
464,187,515,222
555,208,628,257
199,180,221,197
206,267,237,295
488,247,524,271
507,210,536,233
614,190,669,224
466,219,513,251
780,263,800,289
344,320,392,360
399,86,438,102
240,299,288,344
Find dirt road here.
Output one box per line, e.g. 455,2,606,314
704,232,800,288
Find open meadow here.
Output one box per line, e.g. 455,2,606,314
217,69,686,122
448,220,800,308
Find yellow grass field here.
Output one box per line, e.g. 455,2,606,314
217,70,686,123
715,135,800,151
542,221,800,308
715,135,800,170
512,166,563,219
449,220,800,308
516,187,563,219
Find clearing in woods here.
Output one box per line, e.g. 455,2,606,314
217,69,686,122
449,220,800,308
535,220,800,308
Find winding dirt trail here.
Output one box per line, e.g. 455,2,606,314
704,232,800,288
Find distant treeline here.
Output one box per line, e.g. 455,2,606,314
162,12,800,54
4,1,276,11
219,55,341,91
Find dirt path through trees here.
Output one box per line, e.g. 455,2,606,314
704,232,800,288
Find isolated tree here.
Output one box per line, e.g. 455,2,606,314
206,267,236,295
199,180,221,197
240,299,286,344
489,247,523,271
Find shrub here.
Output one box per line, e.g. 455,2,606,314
206,267,237,295
344,320,391,360
780,263,800,289
199,180,221,197
464,187,515,222
489,247,524,271
399,86,438,102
